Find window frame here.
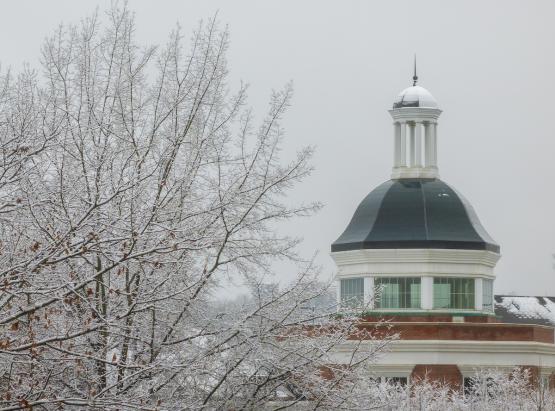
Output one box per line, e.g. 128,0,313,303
463,376,496,398
340,277,364,308
482,279,494,312
370,375,410,387
433,277,475,310
375,277,421,309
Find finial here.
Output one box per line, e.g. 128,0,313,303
412,54,418,86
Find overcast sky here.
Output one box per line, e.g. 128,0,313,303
1,0,554,296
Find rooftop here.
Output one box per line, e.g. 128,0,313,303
332,178,499,253
495,296,555,326
393,85,438,109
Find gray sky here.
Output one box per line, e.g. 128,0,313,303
2,0,554,296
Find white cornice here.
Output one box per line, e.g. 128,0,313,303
331,249,500,278
336,340,555,355
367,364,555,377
389,107,442,121
336,271,495,279
457,365,555,376
391,166,439,179
331,249,500,266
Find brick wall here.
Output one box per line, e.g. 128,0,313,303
411,364,462,390
355,322,554,343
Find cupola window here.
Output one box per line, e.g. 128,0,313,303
375,277,421,309
433,278,475,309
482,279,494,312
340,278,364,308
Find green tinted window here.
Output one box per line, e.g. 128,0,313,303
433,278,475,309
340,278,364,308
482,279,493,312
375,277,421,309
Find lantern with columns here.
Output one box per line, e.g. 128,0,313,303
390,84,441,179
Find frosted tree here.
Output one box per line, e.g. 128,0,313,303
0,5,392,410
364,368,555,411
4,6,551,411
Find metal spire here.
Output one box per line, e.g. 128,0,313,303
412,54,418,86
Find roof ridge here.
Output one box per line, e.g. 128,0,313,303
420,181,430,240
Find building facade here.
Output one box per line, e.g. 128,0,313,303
330,72,555,389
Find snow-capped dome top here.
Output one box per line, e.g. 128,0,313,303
393,85,438,109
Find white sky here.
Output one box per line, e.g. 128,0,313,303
1,0,554,296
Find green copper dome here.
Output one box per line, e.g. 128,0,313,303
332,178,499,253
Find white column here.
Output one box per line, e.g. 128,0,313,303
399,121,407,167
336,279,341,309
475,278,483,311
424,122,432,167
421,276,433,309
409,122,416,167
414,121,422,167
393,122,401,167
430,122,438,168
364,276,375,309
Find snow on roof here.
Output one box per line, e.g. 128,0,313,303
393,85,439,109
495,295,555,326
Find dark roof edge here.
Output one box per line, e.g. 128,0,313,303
495,295,555,299
331,240,500,253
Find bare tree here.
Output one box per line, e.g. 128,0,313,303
0,5,392,410
3,6,553,411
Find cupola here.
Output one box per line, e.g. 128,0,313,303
331,62,500,316
390,60,442,180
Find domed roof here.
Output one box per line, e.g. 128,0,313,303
393,85,438,109
332,178,499,253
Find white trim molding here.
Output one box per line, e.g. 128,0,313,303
331,249,500,279
475,278,483,311
421,276,433,309
332,340,555,369
364,277,375,308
